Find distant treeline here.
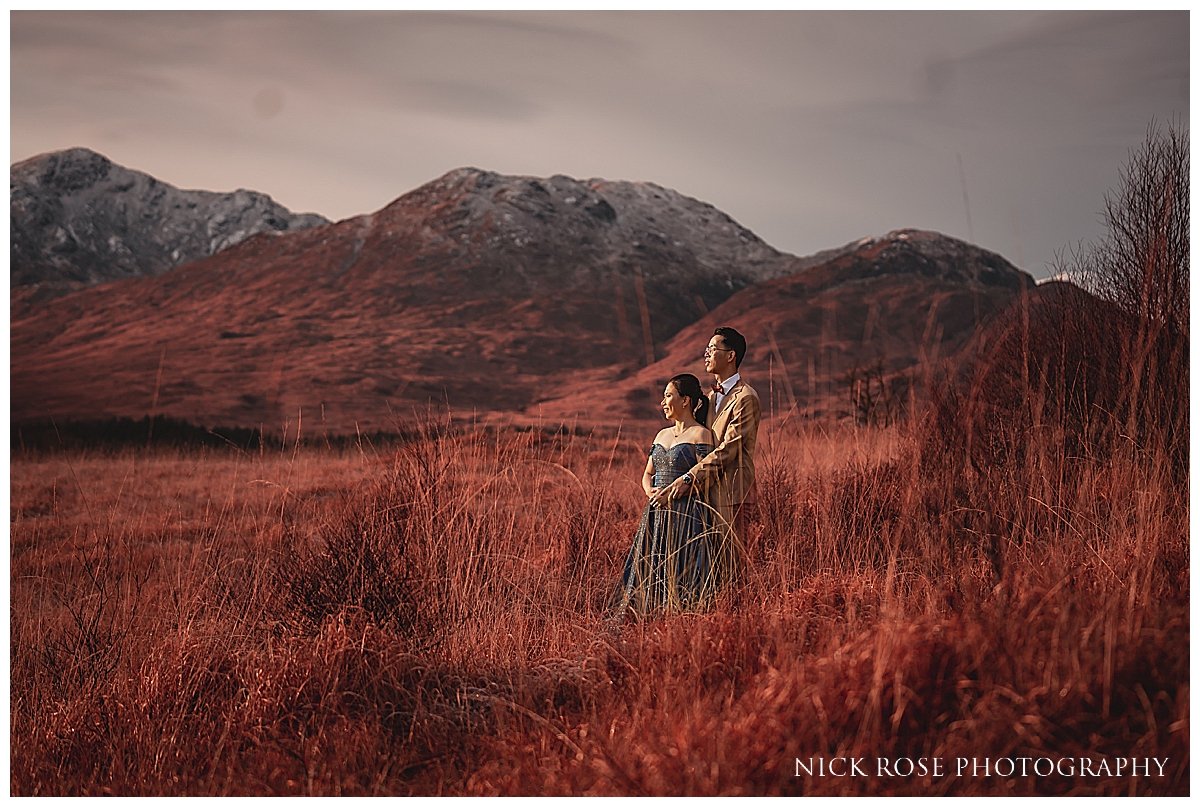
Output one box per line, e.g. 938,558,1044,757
10,415,414,454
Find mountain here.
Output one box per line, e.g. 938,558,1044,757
11,166,798,432
10,151,1040,434
362,166,794,344
530,229,1036,425
10,147,329,292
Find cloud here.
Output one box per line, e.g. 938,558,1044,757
9,11,1190,278
397,79,541,122
921,11,1187,114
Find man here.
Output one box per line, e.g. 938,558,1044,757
653,326,760,544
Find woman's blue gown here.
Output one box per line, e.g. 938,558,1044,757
617,442,724,613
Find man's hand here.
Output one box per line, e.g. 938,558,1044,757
649,475,691,507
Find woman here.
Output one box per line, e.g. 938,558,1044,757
615,373,731,616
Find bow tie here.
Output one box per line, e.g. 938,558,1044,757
712,383,725,395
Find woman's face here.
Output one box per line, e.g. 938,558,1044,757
661,382,690,422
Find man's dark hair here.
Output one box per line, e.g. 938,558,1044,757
714,326,747,368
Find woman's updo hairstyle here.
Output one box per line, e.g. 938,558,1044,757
669,373,710,425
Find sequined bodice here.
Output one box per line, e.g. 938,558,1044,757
649,443,713,488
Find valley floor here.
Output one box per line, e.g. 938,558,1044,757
9,421,1188,795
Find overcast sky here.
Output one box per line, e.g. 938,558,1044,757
10,10,1189,278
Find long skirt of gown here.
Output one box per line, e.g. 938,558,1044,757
616,443,727,614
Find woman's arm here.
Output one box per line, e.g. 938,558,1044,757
642,455,657,497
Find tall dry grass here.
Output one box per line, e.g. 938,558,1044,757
9,390,1187,794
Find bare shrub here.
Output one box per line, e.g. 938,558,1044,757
1051,122,1185,468
1083,121,1188,337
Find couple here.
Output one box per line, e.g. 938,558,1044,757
616,326,760,616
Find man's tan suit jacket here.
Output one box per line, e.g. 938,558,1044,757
688,378,760,528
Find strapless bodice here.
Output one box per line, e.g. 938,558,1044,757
649,442,713,488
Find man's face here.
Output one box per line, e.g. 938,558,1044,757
703,336,736,376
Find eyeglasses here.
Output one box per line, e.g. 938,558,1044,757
704,346,734,357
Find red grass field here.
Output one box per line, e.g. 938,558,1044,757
9,401,1188,795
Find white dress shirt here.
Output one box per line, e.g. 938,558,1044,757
713,372,741,416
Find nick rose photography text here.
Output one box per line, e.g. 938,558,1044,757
795,757,1170,779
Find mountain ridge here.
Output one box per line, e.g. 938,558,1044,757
11,147,330,291
10,153,1038,431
